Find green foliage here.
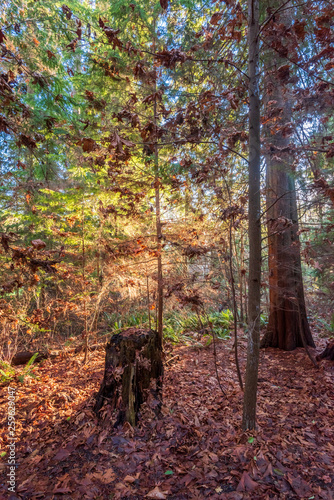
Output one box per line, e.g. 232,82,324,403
163,309,233,343
0,353,40,384
102,308,233,344
17,353,40,383
260,313,268,328
314,315,334,337
104,311,151,334
0,362,16,384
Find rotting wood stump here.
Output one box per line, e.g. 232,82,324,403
94,328,163,427
316,341,334,361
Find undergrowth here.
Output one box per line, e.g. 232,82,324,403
103,309,234,343
0,353,39,384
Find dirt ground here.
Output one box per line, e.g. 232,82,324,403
0,332,333,499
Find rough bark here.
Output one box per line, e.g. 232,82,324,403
260,3,315,352
261,161,315,350
316,342,334,361
242,0,262,431
94,328,163,427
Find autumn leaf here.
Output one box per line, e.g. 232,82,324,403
287,474,312,497
100,469,116,484
62,4,72,19
277,64,290,83
159,0,168,10
236,471,259,492
124,474,137,483
54,448,71,461
0,29,7,43
146,486,168,499
293,20,306,40
81,138,97,152
210,12,223,25
31,239,46,250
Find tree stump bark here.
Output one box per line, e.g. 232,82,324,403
94,328,163,427
316,341,334,361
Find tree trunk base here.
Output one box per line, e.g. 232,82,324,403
94,328,163,427
260,305,315,351
316,341,334,361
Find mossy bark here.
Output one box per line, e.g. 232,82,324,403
94,328,163,427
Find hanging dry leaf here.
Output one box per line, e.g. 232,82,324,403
160,0,168,10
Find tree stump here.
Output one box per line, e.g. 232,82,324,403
94,328,163,426
316,341,334,361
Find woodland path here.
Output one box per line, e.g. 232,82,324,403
0,332,333,499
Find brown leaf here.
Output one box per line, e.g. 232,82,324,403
277,64,290,83
1,233,11,252
54,448,71,461
293,20,306,41
0,29,7,43
146,486,167,499
287,474,312,497
31,239,46,250
101,469,116,484
53,486,72,494
62,4,72,19
236,472,259,492
124,475,136,483
210,12,223,25
82,138,97,152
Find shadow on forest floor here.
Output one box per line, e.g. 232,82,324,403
0,331,333,499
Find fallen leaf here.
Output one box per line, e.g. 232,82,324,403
31,239,46,250
146,486,168,499
124,475,136,483
54,448,71,461
236,471,259,492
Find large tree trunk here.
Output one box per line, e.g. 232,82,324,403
260,3,315,351
261,161,315,350
94,328,163,427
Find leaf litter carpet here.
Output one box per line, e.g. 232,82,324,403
0,334,333,499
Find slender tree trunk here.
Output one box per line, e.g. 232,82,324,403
81,199,89,364
260,3,315,351
229,219,243,391
239,231,245,323
146,275,151,330
154,140,163,347
153,27,163,348
242,0,261,431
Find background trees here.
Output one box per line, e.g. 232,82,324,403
0,0,333,426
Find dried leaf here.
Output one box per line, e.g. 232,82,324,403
31,239,46,250
146,486,167,499
160,0,168,10
236,472,259,492
210,12,223,25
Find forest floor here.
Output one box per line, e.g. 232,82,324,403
0,329,333,500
